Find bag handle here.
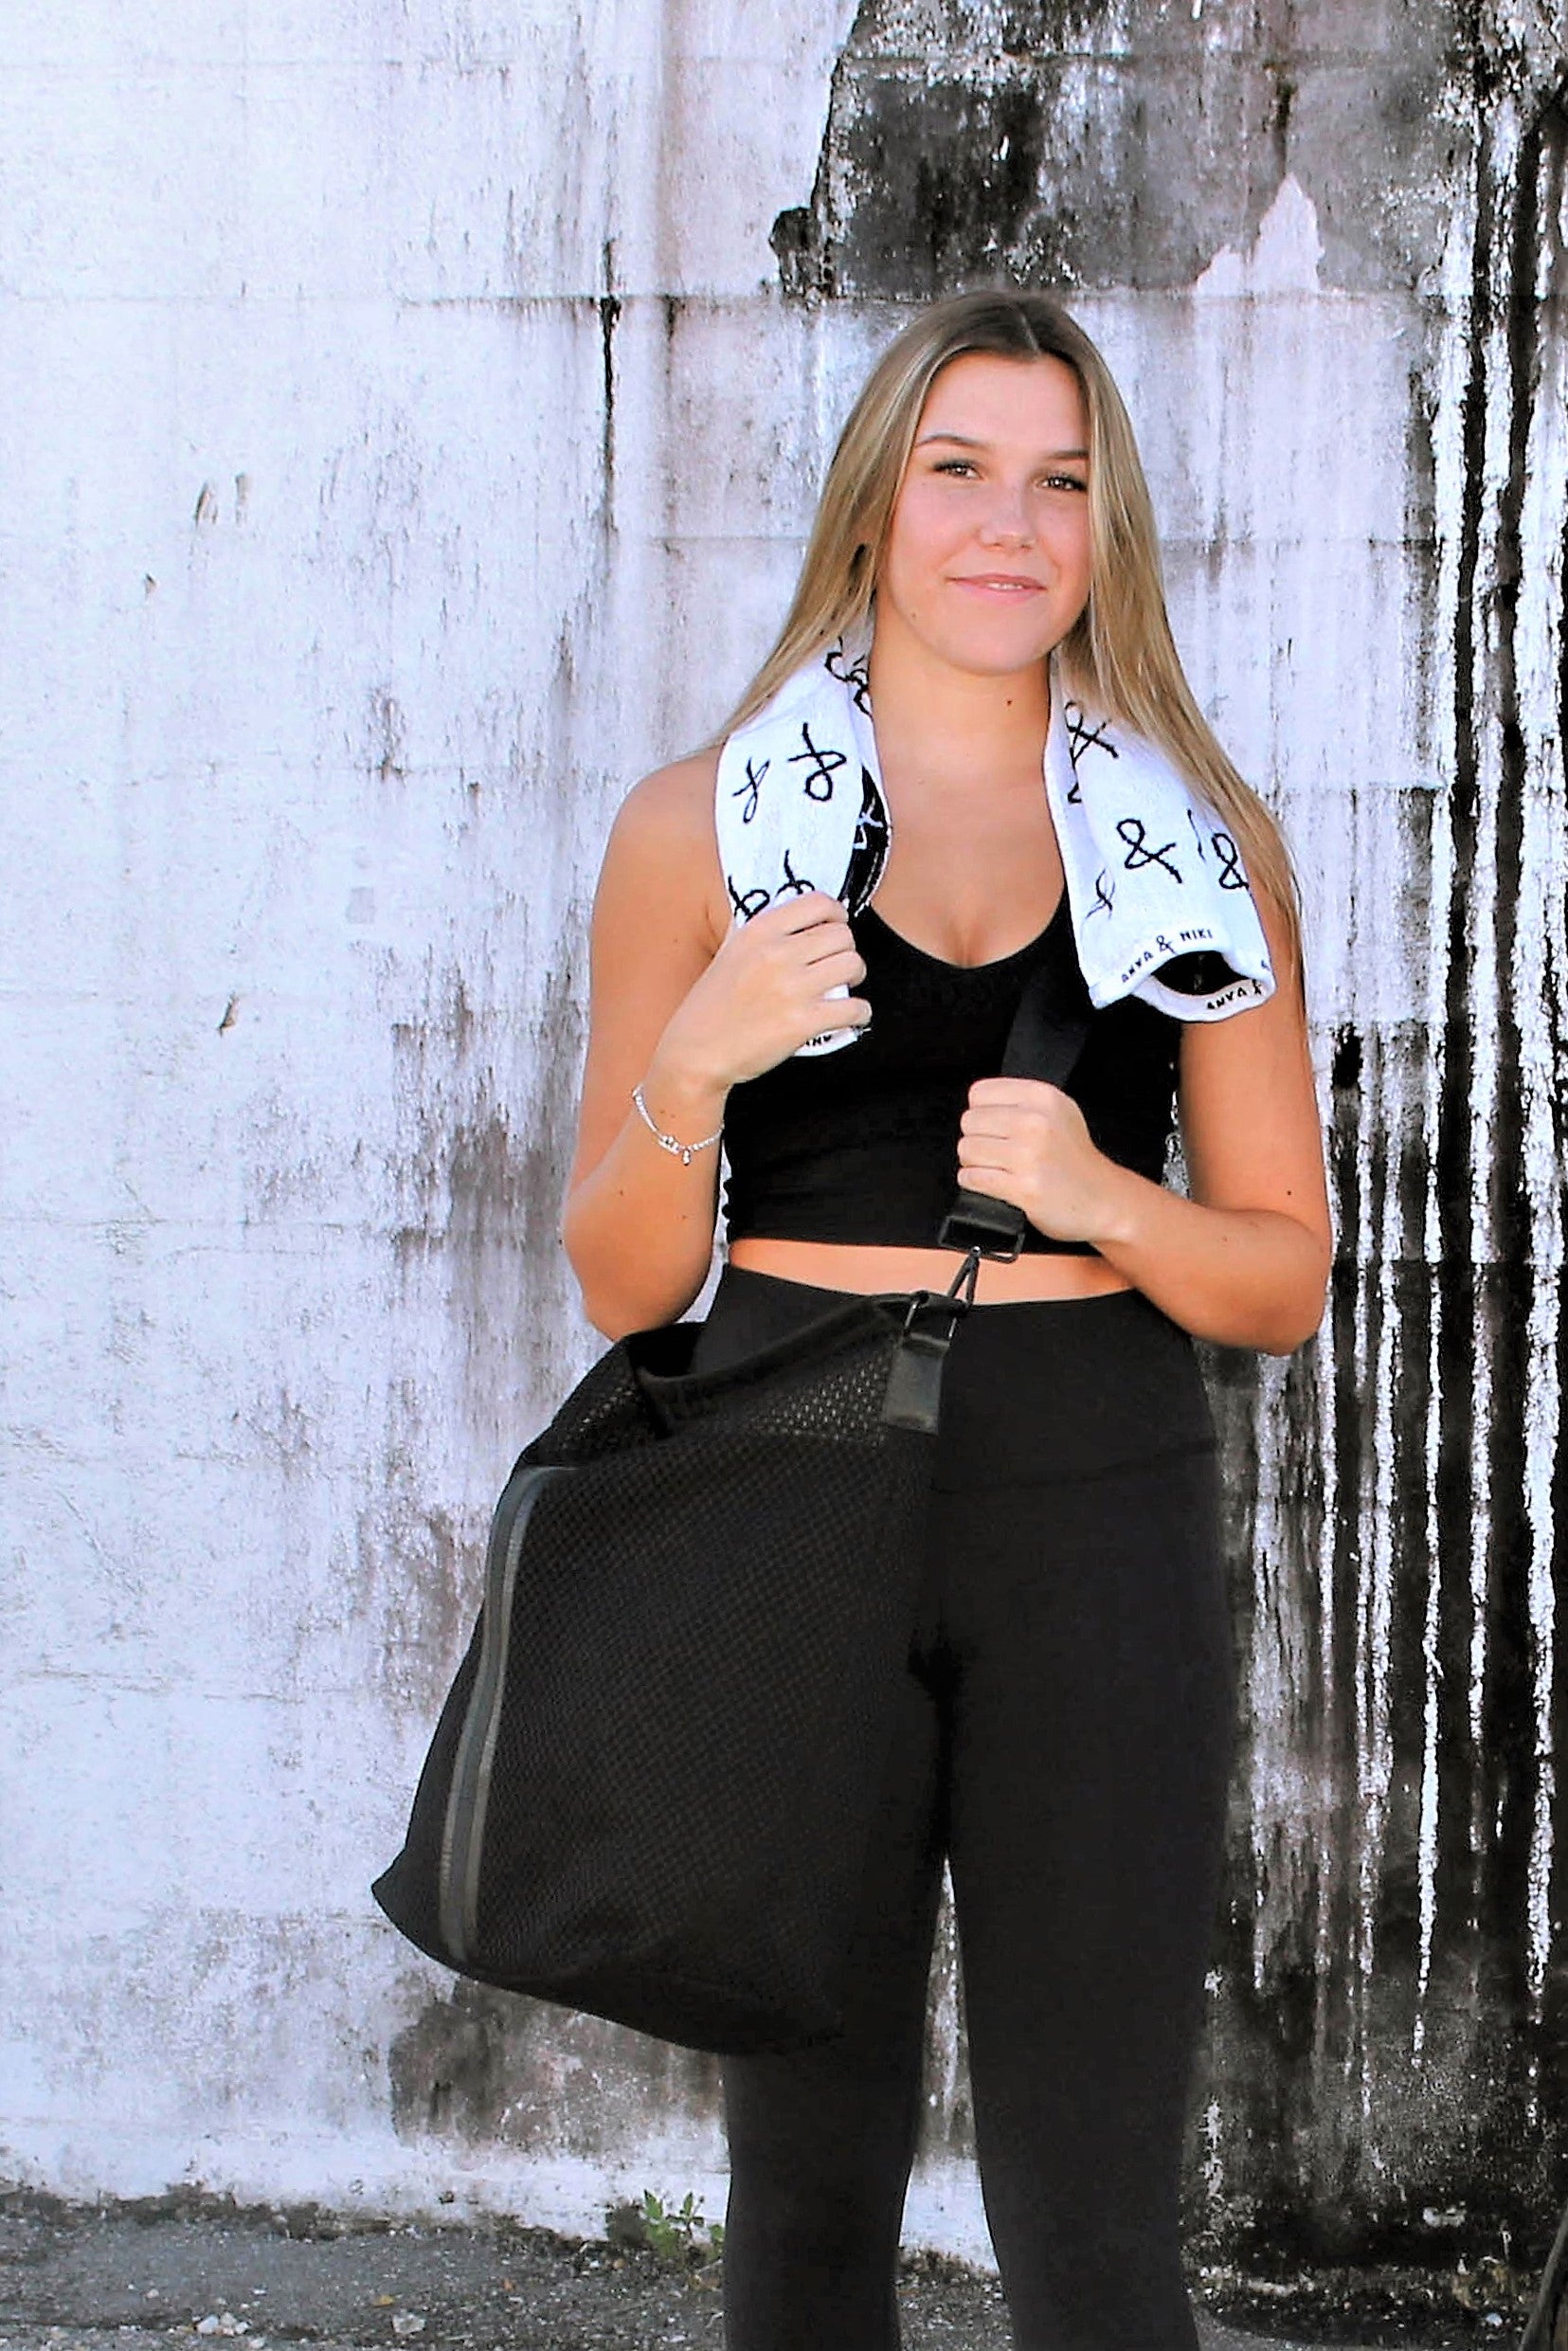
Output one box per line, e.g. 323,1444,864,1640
935,954,1090,1262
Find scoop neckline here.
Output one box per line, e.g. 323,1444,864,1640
858,885,1070,973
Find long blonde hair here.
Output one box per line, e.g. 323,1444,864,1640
722,290,1305,991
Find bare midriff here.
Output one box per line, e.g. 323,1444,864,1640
727,1237,1136,1303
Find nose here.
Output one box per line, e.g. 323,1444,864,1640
976,478,1035,548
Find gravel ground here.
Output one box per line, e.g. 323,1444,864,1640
0,2190,1542,2351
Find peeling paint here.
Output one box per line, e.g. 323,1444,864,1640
775,0,1464,299
1192,173,1324,299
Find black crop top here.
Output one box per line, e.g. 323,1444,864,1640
720,891,1182,1257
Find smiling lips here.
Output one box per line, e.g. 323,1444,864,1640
950,572,1048,594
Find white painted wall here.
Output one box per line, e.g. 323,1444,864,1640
0,0,904,2242
0,0,1497,2260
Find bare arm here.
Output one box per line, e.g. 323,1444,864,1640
559,757,729,1339
958,884,1333,1355
1087,886,1331,1351
560,753,872,1339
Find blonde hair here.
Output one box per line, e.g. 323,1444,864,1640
722,290,1305,993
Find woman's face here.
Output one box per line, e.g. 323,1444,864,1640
877,351,1093,680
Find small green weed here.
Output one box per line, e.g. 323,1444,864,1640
637,2188,725,2279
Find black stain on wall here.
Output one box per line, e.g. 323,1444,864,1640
833,80,1047,295
600,239,622,518
1454,92,1568,2233
776,0,1460,299
764,0,1568,2263
1192,85,1568,2267
387,1980,723,2152
388,1982,513,2140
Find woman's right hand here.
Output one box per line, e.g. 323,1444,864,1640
565,756,871,1336
649,890,872,1096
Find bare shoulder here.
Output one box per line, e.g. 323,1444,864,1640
598,747,728,956
1180,879,1306,1054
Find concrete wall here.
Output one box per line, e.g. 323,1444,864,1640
3,0,1566,2278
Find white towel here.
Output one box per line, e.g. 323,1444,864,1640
716,639,1275,1055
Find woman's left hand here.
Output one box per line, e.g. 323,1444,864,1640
957,1078,1121,1244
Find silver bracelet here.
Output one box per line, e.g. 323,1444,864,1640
631,1082,724,1167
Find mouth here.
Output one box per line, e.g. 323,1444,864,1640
949,574,1048,595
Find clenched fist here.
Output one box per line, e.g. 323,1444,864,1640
957,1077,1120,1246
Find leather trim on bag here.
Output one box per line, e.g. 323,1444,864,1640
438,1462,568,1963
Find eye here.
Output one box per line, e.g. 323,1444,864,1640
932,458,979,478
1043,472,1089,494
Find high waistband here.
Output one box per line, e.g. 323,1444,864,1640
692,1264,1215,1492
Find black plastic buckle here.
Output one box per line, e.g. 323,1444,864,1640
885,1248,982,1435
935,1187,1028,1262
945,1244,982,1310
930,1185,1029,1259
899,1245,981,1339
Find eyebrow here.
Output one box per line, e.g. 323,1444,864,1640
915,430,1090,458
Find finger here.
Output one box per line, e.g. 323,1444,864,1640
765,890,849,934
956,1133,1019,1172
802,946,868,988
809,994,873,1032
952,1162,1019,1203
966,1076,1057,1108
959,1102,1018,1133
795,928,862,974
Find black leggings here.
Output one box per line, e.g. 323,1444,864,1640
689,1265,1238,2351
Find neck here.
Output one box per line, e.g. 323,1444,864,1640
863,612,1054,790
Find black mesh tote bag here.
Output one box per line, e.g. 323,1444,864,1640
371,962,1088,2056
372,1276,970,2054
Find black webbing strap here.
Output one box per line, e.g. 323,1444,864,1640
935,959,1090,1262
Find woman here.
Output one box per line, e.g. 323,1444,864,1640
562,291,1331,2350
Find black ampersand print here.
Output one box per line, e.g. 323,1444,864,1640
777,846,818,896
732,756,768,824
1065,704,1118,783
1212,830,1247,890
1115,817,1182,883
824,643,873,713
789,721,848,802
841,769,891,913
727,877,772,921
1085,869,1115,920
853,798,887,860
